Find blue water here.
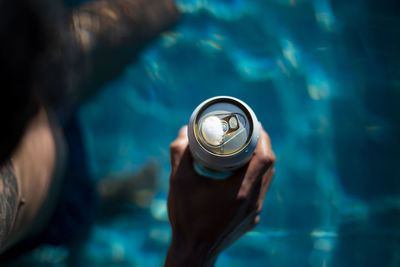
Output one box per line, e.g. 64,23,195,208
18,0,400,266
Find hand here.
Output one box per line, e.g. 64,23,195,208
164,125,276,267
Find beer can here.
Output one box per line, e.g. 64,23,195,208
188,96,260,176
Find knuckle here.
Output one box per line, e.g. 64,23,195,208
236,191,248,203
170,139,187,153
170,142,181,153
258,153,275,167
237,183,252,201
169,142,178,152
270,151,276,164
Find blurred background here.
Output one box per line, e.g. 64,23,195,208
16,0,400,266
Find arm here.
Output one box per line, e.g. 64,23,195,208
70,0,180,102
165,126,276,267
0,109,64,255
0,161,19,252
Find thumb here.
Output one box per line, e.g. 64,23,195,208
170,126,189,170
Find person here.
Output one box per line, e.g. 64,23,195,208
0,0,276,265
165,126,275,266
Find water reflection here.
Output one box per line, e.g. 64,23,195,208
75,0,400,266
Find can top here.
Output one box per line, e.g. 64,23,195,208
193,97,254,156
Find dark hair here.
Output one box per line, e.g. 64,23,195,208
0,0,78,164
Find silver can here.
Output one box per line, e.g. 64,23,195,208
188,96,260,177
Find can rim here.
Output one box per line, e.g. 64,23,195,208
193,96,255,157
188,96,260,172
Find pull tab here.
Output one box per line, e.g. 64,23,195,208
200,113,246,148
220,114,240,134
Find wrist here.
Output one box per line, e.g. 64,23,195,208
164,235,217,267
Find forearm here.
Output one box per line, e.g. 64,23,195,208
71,0,180,50
69,0,180,102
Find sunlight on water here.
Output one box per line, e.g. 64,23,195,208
313,0,335,31
281,39,300,69
72,0,400,266
177,0,253,20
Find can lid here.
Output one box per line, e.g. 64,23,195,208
194,100,252,155
188,96,260,172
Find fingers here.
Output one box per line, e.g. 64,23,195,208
256,167,275,213
170,126,189,172
249,167,274,227
237,125,275,199
236,125,275,230
254,124,275,167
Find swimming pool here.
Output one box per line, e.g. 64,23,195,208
14,0,400,266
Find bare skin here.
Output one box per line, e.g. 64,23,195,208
0,0,179,253
72,0,180,103
0,1,277,265
0,108,65,252
165,126,276,266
